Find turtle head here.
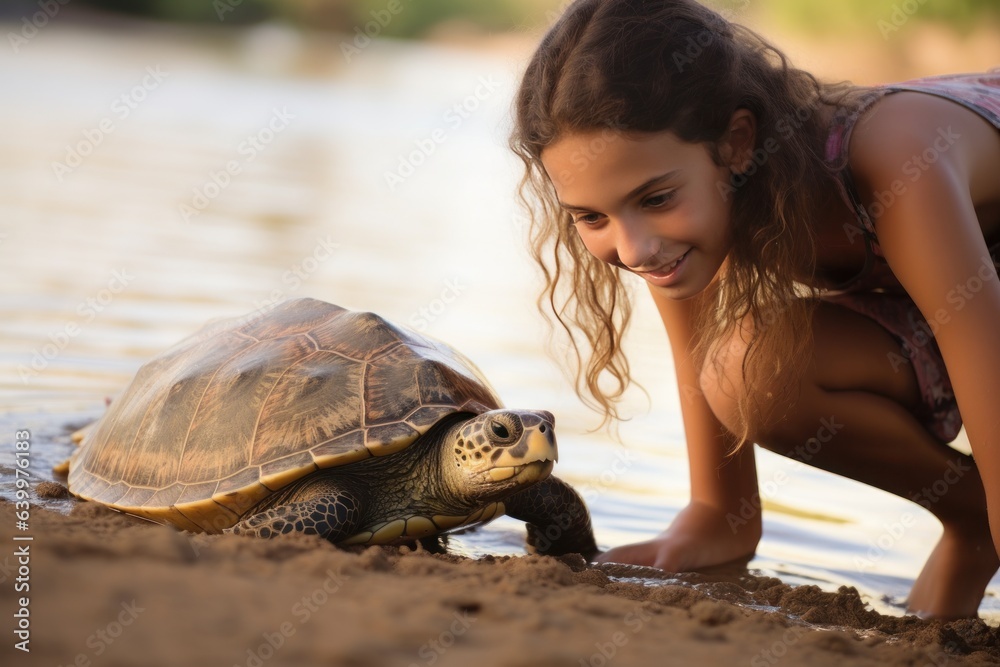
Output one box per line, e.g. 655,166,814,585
447,409,558,498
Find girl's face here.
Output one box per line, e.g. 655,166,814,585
541,129,735,300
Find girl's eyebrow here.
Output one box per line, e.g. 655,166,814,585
558,169,681,211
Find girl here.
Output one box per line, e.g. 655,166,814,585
509,0,1000,619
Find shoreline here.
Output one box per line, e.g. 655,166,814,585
3,499,999,667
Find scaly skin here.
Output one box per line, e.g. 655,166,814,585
226,410,598,558
227,480,361,541
504,476,598,560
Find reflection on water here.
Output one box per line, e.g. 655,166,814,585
1,22,996,622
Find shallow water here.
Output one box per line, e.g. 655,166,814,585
2,22,996,622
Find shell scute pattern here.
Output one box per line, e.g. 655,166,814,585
67,298,503,531
236,299,347,341
145,483,185,509
179,335,316,485
175,480,220,505
413,345,498,409
364,422,421,456
253,350,365,465
363,346,425,427
215,467,265,497
310,430,368,465
114,486,156,510
258,452,318,490
74,331,257,496
310,309,410,361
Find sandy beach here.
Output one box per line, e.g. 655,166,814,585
3,495,1000,667
4,10,1000,667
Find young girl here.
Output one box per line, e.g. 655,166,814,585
510,0,1000,619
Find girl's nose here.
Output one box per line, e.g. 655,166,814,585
614,216,660,270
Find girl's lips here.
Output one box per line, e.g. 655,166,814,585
635,249,689,287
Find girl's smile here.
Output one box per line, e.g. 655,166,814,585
631,248,691,288
540,128,735,299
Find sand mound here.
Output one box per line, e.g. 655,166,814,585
2,498,999,667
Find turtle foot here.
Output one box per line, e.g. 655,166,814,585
227,490,361,542
504,476,598,560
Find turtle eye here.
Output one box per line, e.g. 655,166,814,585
490,421,510,439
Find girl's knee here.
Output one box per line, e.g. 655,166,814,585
699,327,805,448
700,329,755,436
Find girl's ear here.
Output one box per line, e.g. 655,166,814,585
718,109,757,174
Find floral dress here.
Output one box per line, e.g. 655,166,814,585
821,71,1000,443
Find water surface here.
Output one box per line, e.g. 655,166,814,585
1,22,996,621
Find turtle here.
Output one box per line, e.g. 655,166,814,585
61,298,597,558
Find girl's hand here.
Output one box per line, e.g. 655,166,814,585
595,500,760,572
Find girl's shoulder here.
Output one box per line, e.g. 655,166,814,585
846,71,1000,207
818,71,1000,293
885,71,1000,122
826,70,1000,172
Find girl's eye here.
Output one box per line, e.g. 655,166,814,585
644,191,676,208
573,213,603,226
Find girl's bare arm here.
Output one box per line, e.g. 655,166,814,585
850,91,1000,553
596,287,762,569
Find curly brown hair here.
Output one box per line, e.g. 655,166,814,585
510,0,867,445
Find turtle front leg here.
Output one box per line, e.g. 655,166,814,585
227,485,362,543
503,476,598,560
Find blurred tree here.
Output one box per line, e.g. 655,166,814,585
66,0,558,33
73,0,279,24
760,0,1000,35
47,0,1000,36
346,0,557,37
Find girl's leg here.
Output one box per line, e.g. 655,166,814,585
702,301,998,619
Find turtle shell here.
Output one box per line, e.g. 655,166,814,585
67,298,501,533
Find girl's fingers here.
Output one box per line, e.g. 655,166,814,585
594,540,659,566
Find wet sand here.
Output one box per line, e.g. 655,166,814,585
3,497,999,667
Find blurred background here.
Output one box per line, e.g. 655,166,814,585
2,0,999,620
2,0,998,80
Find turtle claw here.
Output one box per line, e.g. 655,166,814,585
53,458,71,476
